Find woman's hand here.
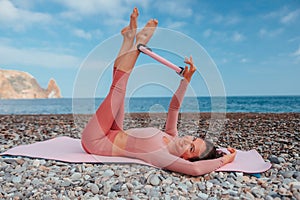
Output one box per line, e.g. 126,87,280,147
183,56,197,83
222,147,237,165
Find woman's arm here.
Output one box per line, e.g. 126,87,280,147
164,79,189,136
150,148,236,176
167,157,224,176
164,56,197,136
166,148,236,176
149,150,224,176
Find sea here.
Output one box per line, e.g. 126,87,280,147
0,96,300,115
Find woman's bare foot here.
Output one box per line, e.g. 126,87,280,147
114,14,158,73
135,19,158,47
121,7,138,45
114,8,139,73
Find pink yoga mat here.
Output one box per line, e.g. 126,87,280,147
1,136,271,173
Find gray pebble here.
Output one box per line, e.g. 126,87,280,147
12,176,22,183
268,156,280,164
206,181,213,189
90,183,99,194
198,192,209,199
108,191,118,199
265,195,274,200
228,189,238,196
111,182,123,192
71,172,81,181
170,196,179,200
31,178,40,186
281,171,294,178
164,194,171,200
103,169,114,177
103,182,112,195
208,197,218,200
3,158,18,165
178,183,188,193
131,195,141,200
149,188,160,197
277,157,285,163
61,178,72,187
209,179,221,185
33,159,40,167
149,175,160,186
269,191,281,198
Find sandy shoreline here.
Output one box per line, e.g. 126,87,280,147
0,113,299,199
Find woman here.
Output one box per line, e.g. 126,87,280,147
81,8,236,176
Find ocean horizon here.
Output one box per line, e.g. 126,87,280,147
0,95,299,115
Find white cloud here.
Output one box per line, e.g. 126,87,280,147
57,0,148,19
72,28,103,40
154,1,193,18
56,0,149,28
259,28,283,38
232,32,245,42
165,21,186,30
280,9,300,24
291,46,300,63
57,0,126,16
226,16,241,25
211,13,241,25
288,36,300,43
73,29,92,40
0,0,52,31
10,0,36,10
240,58,248,63
221,58,228,64
194,14,203,25
0,44,81,68
292,46,300,57
263,7,300,25
203,29,245,42
203,29,212,38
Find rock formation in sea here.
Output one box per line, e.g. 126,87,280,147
0,69,62,99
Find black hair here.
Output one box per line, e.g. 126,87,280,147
188,140,225,162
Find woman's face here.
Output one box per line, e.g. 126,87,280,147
173,136,206,160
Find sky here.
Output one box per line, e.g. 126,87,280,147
0,0,300,98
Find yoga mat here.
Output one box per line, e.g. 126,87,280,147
1,136,271,173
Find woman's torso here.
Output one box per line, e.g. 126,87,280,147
113,127,172,156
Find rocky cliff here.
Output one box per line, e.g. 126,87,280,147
0,69,62,99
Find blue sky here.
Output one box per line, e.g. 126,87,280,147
0,0,300,98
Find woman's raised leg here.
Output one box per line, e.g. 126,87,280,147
81,11,158,150
111,18,159,129
111,8,139,130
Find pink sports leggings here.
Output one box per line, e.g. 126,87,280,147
81,69,130,155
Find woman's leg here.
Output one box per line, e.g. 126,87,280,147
81,14,158,151
111,8,139,130
112,18,159,130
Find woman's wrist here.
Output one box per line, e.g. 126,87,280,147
181,78,190,85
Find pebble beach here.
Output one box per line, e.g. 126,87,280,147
0,113,299,200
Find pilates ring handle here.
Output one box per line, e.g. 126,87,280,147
177,66,185,77
137,43,152,52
